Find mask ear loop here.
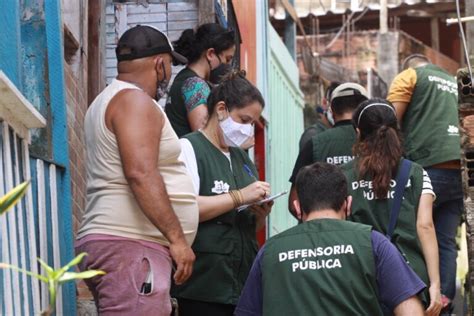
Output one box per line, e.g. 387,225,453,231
161,60,167,82
207,49,222,71
217,102,229,121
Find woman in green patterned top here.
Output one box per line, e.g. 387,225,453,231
173,71,273,316
165,23,236,137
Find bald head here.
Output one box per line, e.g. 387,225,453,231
117,55,158,74
116,53,172,99
402,54,430,70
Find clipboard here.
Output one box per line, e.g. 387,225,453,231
237,190,288,212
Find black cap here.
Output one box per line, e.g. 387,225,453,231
116,25,188,64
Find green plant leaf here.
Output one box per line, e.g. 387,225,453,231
0,262,48,282
48,279,57,313
58,270,106,283
57,252,88,278
0,181,30,216
37,258,54,278
59,270,106,283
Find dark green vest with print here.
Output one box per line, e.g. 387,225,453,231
312,121,355,165
165,68,207,137
262,219,383,316
341,159,429,302
402,64,460,167
172,131,259,305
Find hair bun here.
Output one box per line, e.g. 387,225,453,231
223,69,246,81
173,28,198,63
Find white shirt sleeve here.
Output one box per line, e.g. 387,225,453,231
179,138,200,194
421,169,436,200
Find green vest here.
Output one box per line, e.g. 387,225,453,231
402,64,460,167
312,119,328,134
341,159,429,302
262,219,383,316
172,132,259,305
299,119,328,150
165,68,208,137
312,121,355,165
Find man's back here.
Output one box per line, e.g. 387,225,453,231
388,64,460,167
261,219,382,315
312,121,355,165
236,219,426,316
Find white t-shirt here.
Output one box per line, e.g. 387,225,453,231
179,137,232,194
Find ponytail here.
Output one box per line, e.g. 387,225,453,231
173,29,198,64
173,23,235,65
352,98,402,199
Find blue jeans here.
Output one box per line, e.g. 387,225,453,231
425,168,463,300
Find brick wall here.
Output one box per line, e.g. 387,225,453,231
65,62,87,239
65,59,92,304
62,2,95,307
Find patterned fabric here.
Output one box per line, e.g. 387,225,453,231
181,76,211,112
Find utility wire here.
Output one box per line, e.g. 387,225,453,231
324,6,369,49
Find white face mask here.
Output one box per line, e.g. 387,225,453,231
326,106,335,126
219,115,254,147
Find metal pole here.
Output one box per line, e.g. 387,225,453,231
380,0,388,34
284,0,296,60
446,16,474,26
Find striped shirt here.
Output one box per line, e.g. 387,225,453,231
422,169,435,199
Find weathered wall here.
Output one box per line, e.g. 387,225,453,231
64,62,88,247
232,0,256,83
399,31,459,75
62,0,93,309
105,1,199,85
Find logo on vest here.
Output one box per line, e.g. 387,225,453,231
447,125,459,136
211,180,230,194
326,156,354,165
278,245,355,272
351,179,411,201
428,75,458,95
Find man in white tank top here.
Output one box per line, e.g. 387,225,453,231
75,25,199,315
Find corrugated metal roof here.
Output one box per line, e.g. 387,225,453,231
271,0,455,19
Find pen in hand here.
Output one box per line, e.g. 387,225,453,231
243,164,257,182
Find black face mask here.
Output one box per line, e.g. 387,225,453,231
210,63,233,85
208,54,231,85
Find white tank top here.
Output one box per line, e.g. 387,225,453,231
77,79,198,246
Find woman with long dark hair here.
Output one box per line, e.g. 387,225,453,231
166,23,236,137
342,98,442,315
173,71,272,315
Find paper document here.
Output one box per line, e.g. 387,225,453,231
237,190,288,212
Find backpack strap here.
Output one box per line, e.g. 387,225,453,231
386,159,412,240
